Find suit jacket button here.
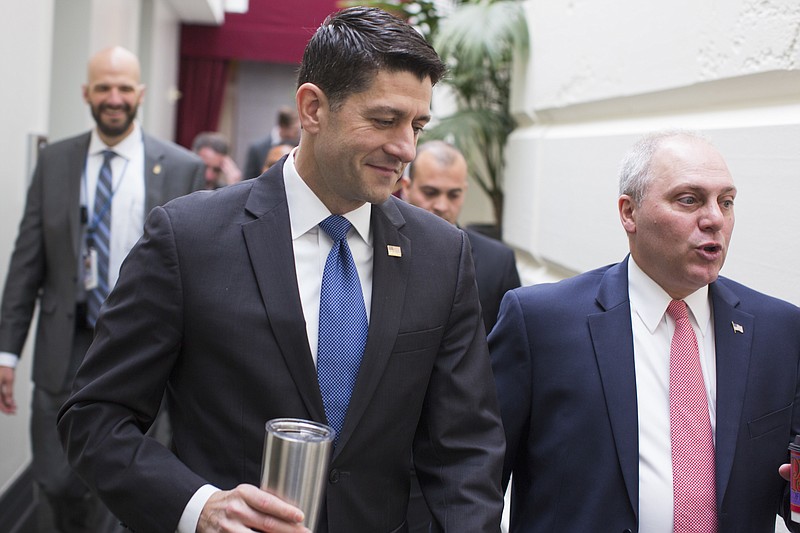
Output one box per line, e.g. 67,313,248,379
329,469,340,484
623,529,632,533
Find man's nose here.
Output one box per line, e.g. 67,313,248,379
385,127,417,164
700,201,725,231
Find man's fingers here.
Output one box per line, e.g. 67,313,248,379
0,367,17,415
779,463,791,481
198,484,307,533
240,484,305,525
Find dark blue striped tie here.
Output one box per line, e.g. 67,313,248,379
87,149,115,327
316,215,368,443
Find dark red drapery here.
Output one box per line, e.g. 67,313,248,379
175,1,338,147
175,58,229,150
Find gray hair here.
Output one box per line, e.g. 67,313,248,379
191,131,230,156
618,129,709,204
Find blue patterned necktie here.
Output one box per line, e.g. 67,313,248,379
86,149,115,327
316,215,368,442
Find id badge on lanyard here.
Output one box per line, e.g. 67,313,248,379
83,247,99,290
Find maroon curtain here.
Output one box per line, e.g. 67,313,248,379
180,1,337,64
175,57,229,149
174,1,337,146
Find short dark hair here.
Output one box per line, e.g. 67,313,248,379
297,6,446,110
276,106,298,128
191,132,230,155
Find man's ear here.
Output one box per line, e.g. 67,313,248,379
296,83,327,135
82,84,90,104
619,195,637,235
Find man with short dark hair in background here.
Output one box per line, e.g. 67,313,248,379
58,8,505,533
243,106,300,179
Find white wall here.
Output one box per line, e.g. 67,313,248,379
0,0,54,494
140,0,185,141
505,0,800,307
232,61,301,171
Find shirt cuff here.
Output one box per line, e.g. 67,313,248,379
177,484,220,533
0,352,19,368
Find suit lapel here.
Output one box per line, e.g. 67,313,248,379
709,280,752,506
68,134,91,258
587,258,639,518
334,200,409,454
241,169,326,422
142,134,165,213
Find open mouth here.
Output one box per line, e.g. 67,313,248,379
702,244,721,253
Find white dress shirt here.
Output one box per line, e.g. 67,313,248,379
84,122,146,291
0,123,145,369
178,149,374,532
629,257,717,533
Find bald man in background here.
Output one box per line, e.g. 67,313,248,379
0,46,203,532
402,140,520,333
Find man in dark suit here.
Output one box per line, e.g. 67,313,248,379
58,8,505,533
243,106,300,179
0,46,204,532
402,140,521,333
491,130,800,532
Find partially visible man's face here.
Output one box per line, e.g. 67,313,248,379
303,69,432,214
83,50,144,144
197,146,224,187
402,150,468,225
620,136,736,300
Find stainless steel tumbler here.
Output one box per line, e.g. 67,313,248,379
260,418,335,532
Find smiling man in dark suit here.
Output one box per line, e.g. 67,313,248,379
58,8,505,533
0,46,204,532
491,130,800,532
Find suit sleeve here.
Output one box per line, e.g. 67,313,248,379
488,289,532,490
413,231,506,532
0,156,47,355
57,206,206,533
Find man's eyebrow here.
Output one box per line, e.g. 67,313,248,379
368,105,431,123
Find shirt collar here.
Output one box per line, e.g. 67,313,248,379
283,148,372,245
88,121,142,161
628,256,711,336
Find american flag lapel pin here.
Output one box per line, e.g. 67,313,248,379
387,245,402,258
731,321,744,334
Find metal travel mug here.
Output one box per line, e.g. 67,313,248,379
260,418,335,532
790,435,800,522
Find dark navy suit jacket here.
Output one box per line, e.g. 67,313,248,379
490,257,800,532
